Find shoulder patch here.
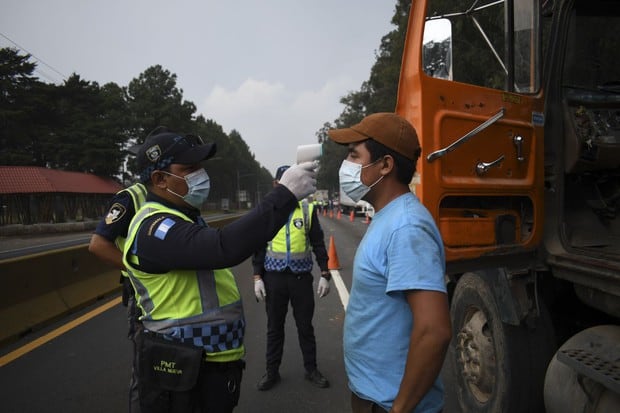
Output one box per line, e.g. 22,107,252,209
153,217,176,240
105,203,127,225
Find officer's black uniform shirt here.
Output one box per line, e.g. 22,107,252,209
94,190,136,242
130,185,298,274
251,206,329,276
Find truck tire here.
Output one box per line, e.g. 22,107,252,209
450,272,554,413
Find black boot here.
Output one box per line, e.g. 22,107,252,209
256,371,281,391
305,369,329,388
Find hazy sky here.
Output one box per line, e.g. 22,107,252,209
1,0,396,175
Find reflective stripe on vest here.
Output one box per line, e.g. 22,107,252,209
114,183,147,278
265,201,313,273
123,202,245,361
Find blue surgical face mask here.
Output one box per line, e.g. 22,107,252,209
163,168,211,208
338,159,383,203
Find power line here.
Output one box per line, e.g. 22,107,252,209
32,66,61,84
0,31,67,82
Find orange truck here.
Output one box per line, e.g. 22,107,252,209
397,0,620,412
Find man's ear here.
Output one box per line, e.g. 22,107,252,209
151,171,167,188
380,155,394,176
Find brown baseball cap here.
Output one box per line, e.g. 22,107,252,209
327,112,420,160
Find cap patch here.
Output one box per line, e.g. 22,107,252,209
105,203,126,225
154,217,176,240
146,144,162,162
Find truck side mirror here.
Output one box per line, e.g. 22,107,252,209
423,18,452,80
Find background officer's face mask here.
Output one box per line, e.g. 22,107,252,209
163,168,211,208
338,159,383,203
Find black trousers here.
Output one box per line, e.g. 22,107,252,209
123,277,142,413
263,271,317,373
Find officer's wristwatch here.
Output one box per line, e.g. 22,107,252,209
320,271,331,281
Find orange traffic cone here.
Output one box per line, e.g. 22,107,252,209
323,209,327,216
329,209,333,219
327,235,341,270
337,210,342,220
349,210,355,222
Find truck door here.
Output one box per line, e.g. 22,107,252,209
397,0,545,266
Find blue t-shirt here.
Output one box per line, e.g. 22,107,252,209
343,192,446,413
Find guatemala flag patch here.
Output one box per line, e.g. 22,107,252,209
154,218,176,240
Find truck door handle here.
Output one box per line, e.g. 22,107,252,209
427,108,505,162
476,155,505,175
513,135,525,162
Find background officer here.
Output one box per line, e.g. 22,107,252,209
89,181,146,413
252,165,331,391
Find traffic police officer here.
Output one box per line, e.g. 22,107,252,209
123,130,317,412
252,165,331,391
89,181,147,413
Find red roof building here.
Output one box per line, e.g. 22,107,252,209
0,166,122,195
0,166,123,226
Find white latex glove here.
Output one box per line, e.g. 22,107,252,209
254,277,266,301
278,161,317,200
317,277,330,298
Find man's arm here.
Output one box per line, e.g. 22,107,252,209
309,208,330,296
308,208,328,272
89,188,135,270
390,290,451,413
133,185,299,272
88,233,125,270
251,246,267,277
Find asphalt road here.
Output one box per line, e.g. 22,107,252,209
0,214,458,413
0,231,93,260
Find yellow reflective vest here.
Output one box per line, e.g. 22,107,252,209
123,201,245,362
264,201,313,273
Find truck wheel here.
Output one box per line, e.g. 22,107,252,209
450,272,553,413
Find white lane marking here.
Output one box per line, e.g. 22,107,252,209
330,269,349,311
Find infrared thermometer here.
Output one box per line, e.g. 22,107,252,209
296,144,323,163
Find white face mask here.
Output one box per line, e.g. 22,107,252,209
338,159,383,203
163,168,211,208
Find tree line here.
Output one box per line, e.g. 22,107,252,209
1,0,411,205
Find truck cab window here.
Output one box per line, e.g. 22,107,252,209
424,0,540,93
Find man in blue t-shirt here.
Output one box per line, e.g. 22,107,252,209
328,113,451,413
